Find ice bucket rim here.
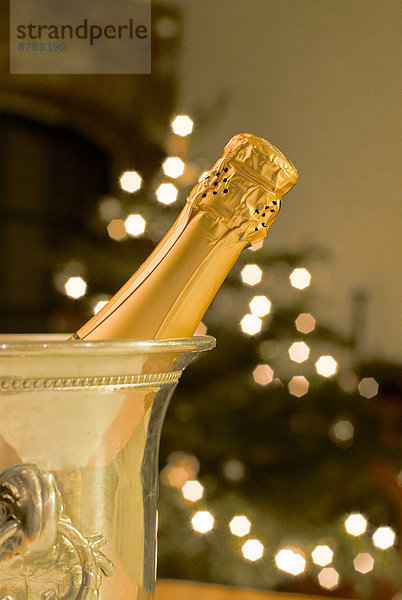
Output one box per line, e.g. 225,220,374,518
0,334,216,356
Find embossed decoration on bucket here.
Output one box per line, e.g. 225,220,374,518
0,464,114,600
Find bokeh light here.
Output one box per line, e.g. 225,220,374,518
275,548,306,576
107,218,127,241
344,513,368,536
156,182,178,205
64,276,87,299
119,170,142,193
311,544,333,567
289,267,311,289
194,321,208,336
241,264,263,286
155,15,180,39
191,510,214,534
372,526,396,550
295,313,316,333
124,214,146,237
329,418,354,446
358,377,379,398
162,156,185,178
240,314,262,335
229,515,251,537
249,295,271,317
223,460,245,482
318,567,339,590
288,376,309,397
171,114,194,136
354,552,374,573
98,196,121,222
242,539,264,561
165,452,199,488
93,298,109,315
338,371,359,393
315,355,338,377
288,341,310,363
253,364,274,386
248,240,264,252
182,480,204,502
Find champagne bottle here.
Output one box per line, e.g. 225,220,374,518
73,133,298,340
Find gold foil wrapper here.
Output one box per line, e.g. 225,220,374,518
188,133,298,244
75,133,298,340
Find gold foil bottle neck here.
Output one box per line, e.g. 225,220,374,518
73,133,298,340
187,133,298,244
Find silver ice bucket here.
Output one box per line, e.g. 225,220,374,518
0,334,215,600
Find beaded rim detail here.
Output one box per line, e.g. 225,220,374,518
0,371,182,392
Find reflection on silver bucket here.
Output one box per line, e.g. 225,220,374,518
0,335,215,600
0,464,114,600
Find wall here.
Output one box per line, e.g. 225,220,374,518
168,0,401,361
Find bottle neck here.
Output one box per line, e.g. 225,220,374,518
76,206,247,340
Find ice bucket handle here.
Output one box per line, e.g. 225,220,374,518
0,464,114,600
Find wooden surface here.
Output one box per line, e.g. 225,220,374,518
155,580,342,600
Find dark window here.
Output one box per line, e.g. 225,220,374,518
0,114,110,332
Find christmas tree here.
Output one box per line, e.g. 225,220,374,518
36,118,400,599
0,60,400,600
1,1,400,598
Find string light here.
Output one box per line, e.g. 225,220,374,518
98,196,121,221
107,218,127,241
165,453,199,488
289,268,311,289
315,355,338,377
288,341,310,363
253,364,274,385
241,264,263,286
329,418,354,446
171,114,194,137
191,510,214,534
338,371,358,393
344,513,368,536
155,15,179,40
64,276,87,299
182,480,204,502
242,539,264,561
249,295,271,317
93,298,109,315
311,544,333,567
167,466,190,488
194,321,208,336
162,156,185,178
372,526,396,550
119,170,142,193
275,548,306,576
156,182,178,205
353,552,374,573
358,377,379,398
223,459,245,482
318,567,339,590
295,313,316,333
240,314,262,335
288,376,309,397
248,240,264,252
124,214,146,237
229,515,251,537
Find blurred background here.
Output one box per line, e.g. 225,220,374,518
0,1,401,598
